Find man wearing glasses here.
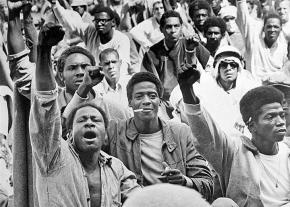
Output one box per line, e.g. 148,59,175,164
50,0,132,78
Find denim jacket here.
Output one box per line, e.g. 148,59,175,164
106,117,213,201
29,88,140,207
185,103,290,207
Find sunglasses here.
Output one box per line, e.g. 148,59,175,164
219,61,239,69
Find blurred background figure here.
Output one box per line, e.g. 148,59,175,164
123,184,211,207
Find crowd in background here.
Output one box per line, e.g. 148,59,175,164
0,0,290,206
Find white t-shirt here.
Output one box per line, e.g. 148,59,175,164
258,142,290,207
140,130,164,185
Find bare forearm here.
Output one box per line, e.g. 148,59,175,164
23,13,38,63
36,46,56,91
0,47,13,89
8,13,25,55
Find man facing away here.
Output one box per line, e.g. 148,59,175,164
178,64,290,206
29,23,140,207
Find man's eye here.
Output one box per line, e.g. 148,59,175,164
280,113,286,119
149,94,157,99
135,95,143,99
265,115,273,120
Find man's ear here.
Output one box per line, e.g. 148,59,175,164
248,121,256,134
128,99,132,107
111,19,116,27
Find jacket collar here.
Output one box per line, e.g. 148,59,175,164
241,135,290,155
241,135,259,155
125,117,177,152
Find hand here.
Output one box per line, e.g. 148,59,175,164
22,1,32,16
38,23,65,47
160,162,186,186
184,34,200,51
177,63,200,86
7,0,29,15
82,66,104,87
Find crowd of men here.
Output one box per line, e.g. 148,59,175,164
0,0,290,206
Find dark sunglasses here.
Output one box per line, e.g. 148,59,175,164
219,61,239,69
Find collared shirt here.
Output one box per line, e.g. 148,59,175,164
106,117,214,201
29,88,140,207
93,76,130,108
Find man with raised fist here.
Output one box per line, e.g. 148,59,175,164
29,23,140,207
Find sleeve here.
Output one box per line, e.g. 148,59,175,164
183,125,214,201
9,50,35,100
195,43,210,69
119,159,141,202
62,91,89,119
184,103,236,179
236,0,258,50
118,33,131,70
141,50,161,79
129,21,152,48
29,88,62,175
52,1,90,40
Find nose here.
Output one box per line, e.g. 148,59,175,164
84,120,95,128
276,115,286,126
210,33,216,39
170,26,177,33
75,65,85,77
142,95,151,105
226,64,233,70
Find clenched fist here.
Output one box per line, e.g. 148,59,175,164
38,23,65,47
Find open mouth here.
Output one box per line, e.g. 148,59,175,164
277,128,286,133
83,131,97,139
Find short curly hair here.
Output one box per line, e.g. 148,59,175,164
263,12,282,26
91,6,115,19
188,0,211,19
240,86,284,125
66,102,108,131
126,72,164,101
160,10,183,29
57,46,96,73
203,17,227,36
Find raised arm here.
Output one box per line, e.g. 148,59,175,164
50,0,90,40
22,3,38,63
177,65,236,177
236,0,259,50
7,0,34,99
29,23,65,174
129,20,155,50
0,32,13,90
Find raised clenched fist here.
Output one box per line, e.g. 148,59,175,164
38,23,65,47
